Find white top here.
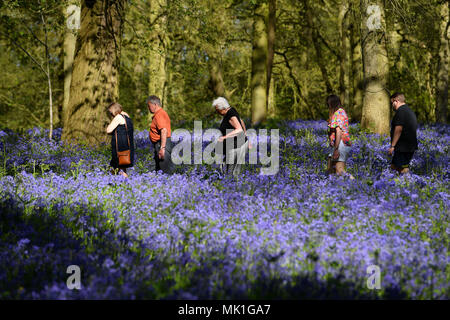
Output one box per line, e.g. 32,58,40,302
106,112,130,134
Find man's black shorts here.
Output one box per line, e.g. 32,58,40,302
392,151,414,168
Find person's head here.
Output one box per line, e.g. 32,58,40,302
108,102,122,118
390,92,406,111
147,95,162,114
212,97,230,116
326,95,342,121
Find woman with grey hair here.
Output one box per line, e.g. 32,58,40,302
213,97,249,177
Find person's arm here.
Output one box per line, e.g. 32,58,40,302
389,125,403,155
332,126,342,160
158,128,168,160
219,116,243,141
106,115,122,134
240,118,247,135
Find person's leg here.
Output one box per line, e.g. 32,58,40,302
399,152,414,174
232,141,248,177
336,142,354,179
153,142,161,172
327,157,335,174
120,168,128,178
390,163,401,173
391,151,412,174
232,148,247,176
159,139,174,174
400,167,410,174
335,161,346,175
223,146,236,176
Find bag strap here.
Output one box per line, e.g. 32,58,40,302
121,114,131,150
114,114,131,154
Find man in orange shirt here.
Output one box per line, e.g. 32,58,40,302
147,95,174,174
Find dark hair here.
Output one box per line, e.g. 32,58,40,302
326,95,342,122
146,95,162,107
390,92,406,103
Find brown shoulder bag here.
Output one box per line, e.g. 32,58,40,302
115,114,131,166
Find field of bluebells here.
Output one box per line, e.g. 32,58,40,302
0,120,448,299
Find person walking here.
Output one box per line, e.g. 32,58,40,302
147,95,174,174
213,97,249,177
106,102,134,178
326,95,353,179
388,93,418,174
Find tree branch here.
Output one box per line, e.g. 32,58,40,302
0,31,48,77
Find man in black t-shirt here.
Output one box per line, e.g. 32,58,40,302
388,93,418,174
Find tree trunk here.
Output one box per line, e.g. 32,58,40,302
436,1,449,123
388,18,403,70
62,0,126,145
267,75,276,118
352,39,364,122
148,0,167,105
350,0,363,121
339,0,351,109
266,0,276,107
209,58,227,98
251,1,268,126
63,0,80,129
40,10,54,140
360,0,390,135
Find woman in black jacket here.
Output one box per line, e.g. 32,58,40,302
106,102,134,178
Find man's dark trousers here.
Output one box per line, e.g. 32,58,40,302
153,137,174,174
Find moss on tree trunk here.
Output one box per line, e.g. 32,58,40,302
62,0,126,145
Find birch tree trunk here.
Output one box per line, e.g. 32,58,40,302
62,0,126,145
251,1,268,126
436,1,449,123
41,10,54,140
360,0,390,135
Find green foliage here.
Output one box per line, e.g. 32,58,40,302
0,0,447,133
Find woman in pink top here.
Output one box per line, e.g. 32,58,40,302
326,95,353,178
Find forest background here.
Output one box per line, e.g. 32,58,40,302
0,0,448,144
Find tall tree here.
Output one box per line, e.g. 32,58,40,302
63,1,80,129
148,0,167,105
251,0,268,126
360,0,390,135
266,0,276,115
62,0,126,145
436,1,449,123
339,0,351,108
